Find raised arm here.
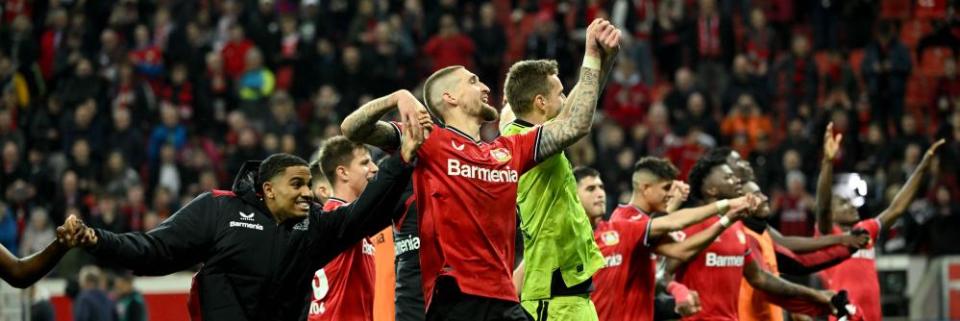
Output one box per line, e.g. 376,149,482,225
341,89,431,150
768,227,867,253
649,195,755,238
315,156,414,249
310,114,422,261
815,122,842,235
0,238,70,288
876,139,945,229
537,19,620,159
654,204,751,261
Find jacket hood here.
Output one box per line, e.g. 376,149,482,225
232,160,261,196
231,160,273,216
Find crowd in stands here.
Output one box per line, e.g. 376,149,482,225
0,0,959,286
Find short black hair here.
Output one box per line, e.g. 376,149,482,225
257,153,309,192
318,136,366,186
573,166,601,184
707,146,734,161
688,149,729,201
632,157,679,181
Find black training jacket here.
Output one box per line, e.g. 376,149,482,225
392,183,424,321
87,155,413,320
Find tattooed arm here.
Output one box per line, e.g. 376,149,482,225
537,19,621,159
537,67,602,159
554,48,618,121
341,90,430,150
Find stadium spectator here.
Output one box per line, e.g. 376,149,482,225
862,21,912,134
112,272,147,321
73,265,116,321
423,14,476,72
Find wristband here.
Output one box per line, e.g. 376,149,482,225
667,281,691,305
718,215,732,228
715,199,730,215
582,56,601,70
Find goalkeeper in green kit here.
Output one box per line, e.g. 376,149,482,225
500,19,621,321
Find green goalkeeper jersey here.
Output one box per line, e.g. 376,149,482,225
502,119,605,300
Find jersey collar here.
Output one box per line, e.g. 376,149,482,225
326,197,349,206
510,118,535,128
446,125,483,144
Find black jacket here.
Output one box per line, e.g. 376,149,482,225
392,184,424,321
88,155,413,320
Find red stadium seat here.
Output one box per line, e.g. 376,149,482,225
915,0,948,20
881,0,912,20
901,19,933,48
919,46,949,77
849,49,866,77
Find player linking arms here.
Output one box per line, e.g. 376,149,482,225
342,18,621,321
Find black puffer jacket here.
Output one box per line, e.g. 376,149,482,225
88,155,413,320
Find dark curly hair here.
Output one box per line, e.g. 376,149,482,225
687,149,730,202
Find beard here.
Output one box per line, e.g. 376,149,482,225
479,103,498,121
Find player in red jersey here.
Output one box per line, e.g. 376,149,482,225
719,125,869,321
342,18,622,321
583,157,758,321
307,136,381,321
816,139,945,321
664,153,836,321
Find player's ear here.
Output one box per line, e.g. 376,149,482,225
336,165,349,182
442,92,456,107
262,181,274,199
535,94,546,113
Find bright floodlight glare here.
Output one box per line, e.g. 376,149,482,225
835,173,868,208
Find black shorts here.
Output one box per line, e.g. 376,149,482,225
426,276,531,321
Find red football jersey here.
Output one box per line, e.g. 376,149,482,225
395,123,541,307
592,205,658,321
307,198,376,321
819,219,882,321
674,216,754,321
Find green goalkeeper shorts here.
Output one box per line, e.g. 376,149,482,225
521,295,598,321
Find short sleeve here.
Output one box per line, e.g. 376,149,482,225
637,215,655,247
501,126,542,173
744,234,761,267
615,219,653,249
854,218,882,245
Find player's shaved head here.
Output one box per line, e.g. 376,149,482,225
423,65,464,122
631,157,678,189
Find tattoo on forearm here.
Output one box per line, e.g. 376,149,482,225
341,96,400,149
539,67,600,159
